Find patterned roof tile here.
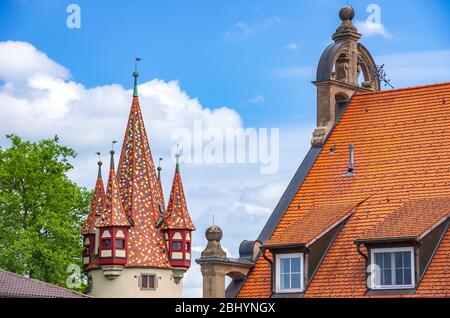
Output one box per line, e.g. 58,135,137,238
116,96,170,267
162,162,195,231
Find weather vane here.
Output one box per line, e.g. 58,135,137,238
373,64,394,89
135,57,141,73
175,144,181,162
111,140,118,151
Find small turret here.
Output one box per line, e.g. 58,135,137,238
161,151,195,282
96,145,131,279
81,155,106,271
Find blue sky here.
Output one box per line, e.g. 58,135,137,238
1,0,450,297
2,0,449,128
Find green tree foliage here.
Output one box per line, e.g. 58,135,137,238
0,135,91,289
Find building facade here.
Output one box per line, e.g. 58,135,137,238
81,68,195,298
197,6,450,298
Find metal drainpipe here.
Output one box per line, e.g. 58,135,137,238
260,246,273,293
355,242,368,259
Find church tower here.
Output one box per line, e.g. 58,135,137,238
312,5,380,146
83,60,195,298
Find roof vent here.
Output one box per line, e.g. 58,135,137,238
344,144,354,176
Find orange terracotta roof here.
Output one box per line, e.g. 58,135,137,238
237,82,450,298
357,197,450,242
116,96,170,268
162,162,195,231
97,156,130,228
81,164,106,235
415,226,450,297
268,202,357,247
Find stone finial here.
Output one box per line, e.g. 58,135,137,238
333,6,359,41
339,5,355,21
201,225,227,258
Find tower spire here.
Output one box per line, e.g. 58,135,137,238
96,152,102,179
82,154,107,235
175,144,180,172
162,152,195,231
133,57,141,97
110,141,117,170
157,157,163,181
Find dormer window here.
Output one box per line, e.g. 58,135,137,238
370,247,415,290
275,253,304,293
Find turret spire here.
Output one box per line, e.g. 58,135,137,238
82,154,106,235
117,64,169,268
162,152,195,231
157,157,163,181
175,144,181,173
133,57,141,97
96,152,102,179
97,142,129,228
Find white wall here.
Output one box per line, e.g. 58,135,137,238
89,267,183,298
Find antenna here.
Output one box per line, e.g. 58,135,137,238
212,214,215,226
111,140,118,152
95,152,101,161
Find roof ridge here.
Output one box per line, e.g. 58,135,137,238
355,81,450,96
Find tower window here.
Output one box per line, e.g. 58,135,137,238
275,253,304,293
140,274,156,290
370,247,415,290
115,239,125,249
172,241,182,251
186,241,191,251
102,239,112,248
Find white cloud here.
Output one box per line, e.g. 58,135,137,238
234,181,287,215
249,94,266,104
0,41,70,82
355,20,392,39
0,41,313,297
225,16,281,38
284,43,298,50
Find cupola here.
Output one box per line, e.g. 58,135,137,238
312,6,380,146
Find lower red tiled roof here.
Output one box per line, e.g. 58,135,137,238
268,202,358,246
358,196,450,242
0,269,88,298
237,82,450,298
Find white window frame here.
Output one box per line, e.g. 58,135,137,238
370,247,415,290
275,253,304,293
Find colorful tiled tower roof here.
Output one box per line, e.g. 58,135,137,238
97,150,130,228
116,66,170,267
162,154,195,231
82,159,106,234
